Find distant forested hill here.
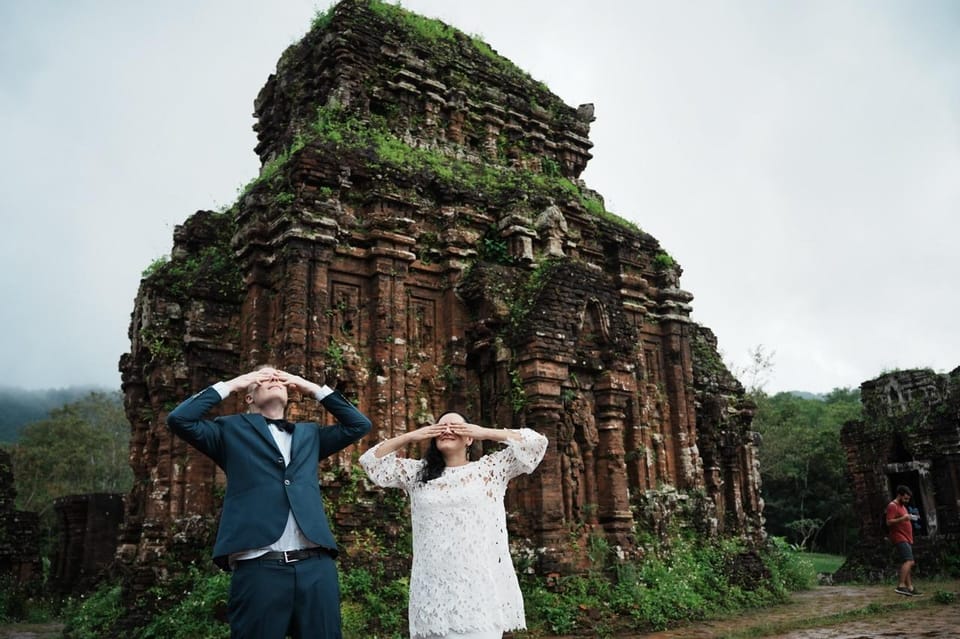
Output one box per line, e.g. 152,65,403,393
787,390,826,401
0,386,118,442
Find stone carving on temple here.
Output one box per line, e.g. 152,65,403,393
535,199,568,258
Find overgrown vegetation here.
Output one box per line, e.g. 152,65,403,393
516,535,814,637
505,258,561,340
476,229,512,265
238,98,639,232
364,0,548,92
61,569,229,639
137,210,243,363
0,575,56,625
340,566,408,639
653,251,676,270
143,229,243,302
136,568,231,639
61,583,124,639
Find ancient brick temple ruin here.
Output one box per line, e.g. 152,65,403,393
51,493,125,595
836,368,960,581
119,0,763,592
0,450,41,587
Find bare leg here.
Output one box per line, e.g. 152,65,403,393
899,559,914,588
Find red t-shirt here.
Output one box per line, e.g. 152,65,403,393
886,500,913,544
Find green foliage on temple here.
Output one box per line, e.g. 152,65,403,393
241,105,641,234
653,251,676,270
136,210,243,362
363,0,549,92
141,212,243,302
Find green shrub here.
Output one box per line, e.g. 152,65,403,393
63,568,231,639
0,575,54,625
520,534,814,636
62,582,124,639
521,581,578,634
763,537,817,593
653,251,676,270
137,569,230,639
339,566,408,638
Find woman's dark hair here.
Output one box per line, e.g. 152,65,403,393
418,439,446,484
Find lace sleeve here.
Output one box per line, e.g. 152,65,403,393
359,442,423,489
483,428,548,481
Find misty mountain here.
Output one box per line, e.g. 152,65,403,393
786,390,826,401
0,385,118,443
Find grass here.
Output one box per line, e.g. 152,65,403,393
803,552,845,574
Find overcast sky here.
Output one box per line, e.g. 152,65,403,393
2,1,958,394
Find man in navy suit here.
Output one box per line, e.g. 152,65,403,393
167,366,372,639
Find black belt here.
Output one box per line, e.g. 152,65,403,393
241,548,331,564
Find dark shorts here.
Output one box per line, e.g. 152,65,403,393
895,541,914,562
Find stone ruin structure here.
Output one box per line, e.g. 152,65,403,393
118,0,764,596
836,368,960,581
0,450,42,587
51,493,125,595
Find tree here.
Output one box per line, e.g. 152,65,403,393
0,385,111,442
7,392,132,518
754,389,861,554
728,344,776,398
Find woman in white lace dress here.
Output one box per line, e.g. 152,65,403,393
359,412,548,639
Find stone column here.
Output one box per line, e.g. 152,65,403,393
594,371,635,546
368,229,417,439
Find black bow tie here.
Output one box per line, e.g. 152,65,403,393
265,418,295,434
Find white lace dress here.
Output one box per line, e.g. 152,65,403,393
359,429,548,639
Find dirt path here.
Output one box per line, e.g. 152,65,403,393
0,623,63,639
753,584,960,639
552,580,960,638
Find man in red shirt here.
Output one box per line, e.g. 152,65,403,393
886,485,921,596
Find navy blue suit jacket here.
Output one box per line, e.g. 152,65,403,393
167,386,372,569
